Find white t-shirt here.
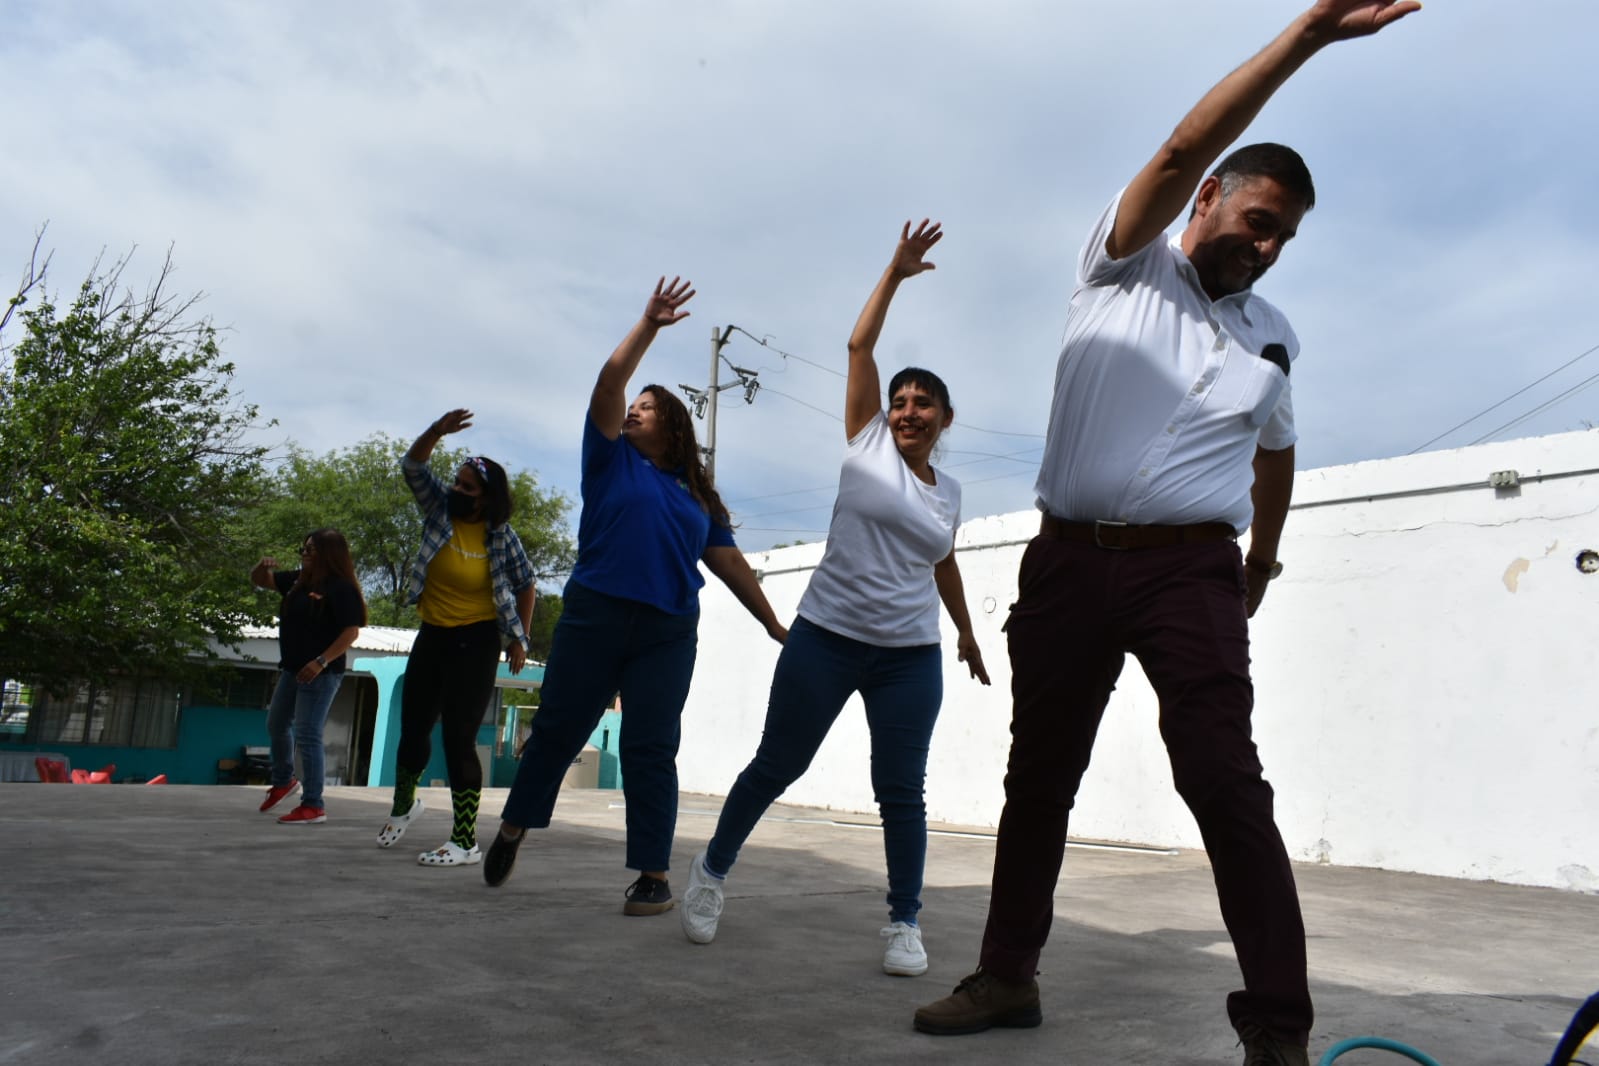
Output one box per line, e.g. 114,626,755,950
797,412,961,647
1034,190,1299,534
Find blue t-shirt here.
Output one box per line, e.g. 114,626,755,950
568,413,736,615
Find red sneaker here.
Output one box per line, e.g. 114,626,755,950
278,805,327,825
259,779,300,812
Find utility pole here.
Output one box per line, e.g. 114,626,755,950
681,324,760,481
705,325,726,480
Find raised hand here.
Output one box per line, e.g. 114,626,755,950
643,276,696,328
1303,0,1421,41
889,219,943,280
432,408,474,436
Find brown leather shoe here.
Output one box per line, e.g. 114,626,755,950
1238,1023,1310,1066
912,969,1042,1035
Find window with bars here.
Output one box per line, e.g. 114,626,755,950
22,678,182,749
1,680,32,737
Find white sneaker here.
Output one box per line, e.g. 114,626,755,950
680,850,725,944
881,921,928,976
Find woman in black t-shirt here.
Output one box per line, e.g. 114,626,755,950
249,528,367,824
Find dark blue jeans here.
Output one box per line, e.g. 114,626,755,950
500,581,698,872
706,616,943,924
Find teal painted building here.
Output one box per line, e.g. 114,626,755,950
1,626,623,792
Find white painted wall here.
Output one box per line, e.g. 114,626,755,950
680,429,1599,892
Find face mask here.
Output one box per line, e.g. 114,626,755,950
447,489,480,520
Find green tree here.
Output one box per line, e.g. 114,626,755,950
0,241,271,692
245,435,575,635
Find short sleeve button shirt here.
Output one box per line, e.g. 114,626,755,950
1034,189,1299,534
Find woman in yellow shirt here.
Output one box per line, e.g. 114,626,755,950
376,409,536,866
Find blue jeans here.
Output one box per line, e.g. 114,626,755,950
500,581,698,872
266,669,344,808
706,616,943,924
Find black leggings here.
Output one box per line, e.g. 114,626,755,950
397,620,501,790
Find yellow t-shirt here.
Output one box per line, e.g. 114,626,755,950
417,522,497,627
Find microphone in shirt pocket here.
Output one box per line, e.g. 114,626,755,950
1260,342,1290,377
1241,342,1290,428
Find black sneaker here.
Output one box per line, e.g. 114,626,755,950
483,828,524,888
622,873,674,916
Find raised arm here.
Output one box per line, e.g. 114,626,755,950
408,408,472,464
249,557,279,591
591,277,695,441
1108,0,1420,260
845,221,942,439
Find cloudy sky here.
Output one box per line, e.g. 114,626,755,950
3,1,1596,550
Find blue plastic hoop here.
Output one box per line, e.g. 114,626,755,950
1316,1036,1443,1066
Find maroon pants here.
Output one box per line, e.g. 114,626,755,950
979,534,1312,1043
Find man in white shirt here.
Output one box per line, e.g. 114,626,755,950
913,3,1419,1063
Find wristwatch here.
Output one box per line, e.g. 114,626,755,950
1246,556,1284,580
315,655,328,668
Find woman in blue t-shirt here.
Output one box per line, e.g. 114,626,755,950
483,276,786,915
678,221,991,977
249,528,368,825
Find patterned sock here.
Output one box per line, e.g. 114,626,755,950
449,788,480,850
390,766,421,818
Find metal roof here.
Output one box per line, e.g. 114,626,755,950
240,624,417,654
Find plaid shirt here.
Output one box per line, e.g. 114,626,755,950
403,455,534,650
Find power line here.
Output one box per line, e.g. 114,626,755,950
723,323,1045,440
726,325,843,379
1467,364,1599,446
724,445,1041,513
1408,340,1599,454
957,468,1041,488
738,502,836,520
726,481,838,505
943,447,1045,465
759,386,845,423
955,423,1046,440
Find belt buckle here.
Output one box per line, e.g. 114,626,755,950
1093,520,1130,550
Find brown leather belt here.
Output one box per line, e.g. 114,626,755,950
1039,513,1237,550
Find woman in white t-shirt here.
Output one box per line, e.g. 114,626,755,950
680,221,991,977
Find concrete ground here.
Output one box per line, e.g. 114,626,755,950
1,784,1593,1065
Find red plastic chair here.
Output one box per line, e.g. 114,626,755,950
70,768,92,784
34,757,69,783
145,774,167,785
87,764,115,784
